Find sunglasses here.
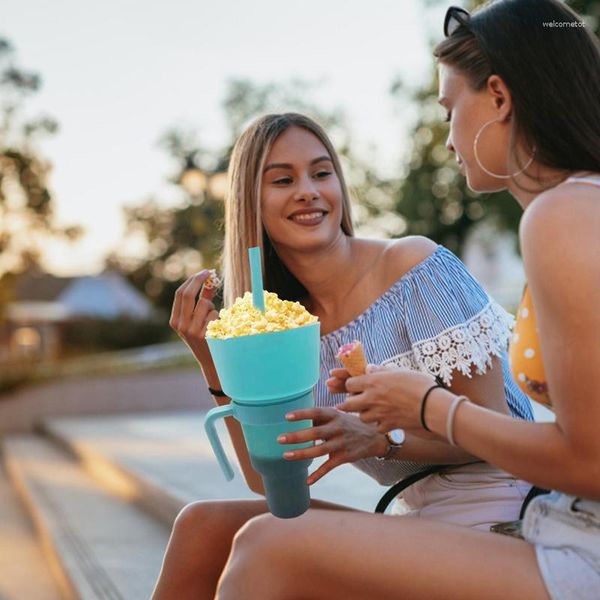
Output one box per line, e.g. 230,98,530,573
444,6,472,37
443,5,495,69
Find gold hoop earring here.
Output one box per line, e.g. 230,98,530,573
473,118,536,179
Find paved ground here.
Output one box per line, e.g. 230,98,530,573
45,410,384,513
0,367,212,433
0,464,62,600
0,354,556,600
1,410,384,600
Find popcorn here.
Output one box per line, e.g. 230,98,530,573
203,269,222,290
200,269,222,300
206,291,318,339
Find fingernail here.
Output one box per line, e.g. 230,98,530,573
283,451,294,458
285,413,295,420
277,435,287,443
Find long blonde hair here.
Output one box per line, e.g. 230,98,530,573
222,113,354,307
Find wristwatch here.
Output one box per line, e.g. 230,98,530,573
376,429,406,461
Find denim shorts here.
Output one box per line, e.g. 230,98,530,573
522,491,600,600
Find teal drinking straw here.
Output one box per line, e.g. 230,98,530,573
248,246,266,312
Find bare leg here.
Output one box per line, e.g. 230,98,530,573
217,509,550,600
152,499,358,600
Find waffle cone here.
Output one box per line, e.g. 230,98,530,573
338,344,367,376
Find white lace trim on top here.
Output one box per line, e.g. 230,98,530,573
381,301,514,386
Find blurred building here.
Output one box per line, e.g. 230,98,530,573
0,272,153,363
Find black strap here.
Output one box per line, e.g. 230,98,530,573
375,470,551,517
519,486,551,519
374,465,450,513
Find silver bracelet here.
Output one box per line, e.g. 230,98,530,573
446,395,469,446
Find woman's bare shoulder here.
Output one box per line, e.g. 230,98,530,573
347,236,438,295
381,236,438,281
520,180,600,307
520,179,600,262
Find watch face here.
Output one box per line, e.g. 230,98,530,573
387,429,405,445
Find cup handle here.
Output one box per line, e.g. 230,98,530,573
204,404,235,481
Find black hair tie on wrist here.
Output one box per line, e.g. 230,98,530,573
208,386,227,397
420,384,444,432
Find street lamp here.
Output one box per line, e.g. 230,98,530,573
180,155,208,199
180,155,227,202
208,170,228,200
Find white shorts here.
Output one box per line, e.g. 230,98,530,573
522,491,600,600
391,462,531,531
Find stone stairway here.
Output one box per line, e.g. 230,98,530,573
0,411,381,600
3,436,169,600
0,463,63,600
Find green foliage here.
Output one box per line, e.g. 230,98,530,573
0,37,81,312
222,78,343,141
568,0,600,26
392,0,599,255
107,195,226,311
110,78,397,312
392,82,522,254
111,0,600,307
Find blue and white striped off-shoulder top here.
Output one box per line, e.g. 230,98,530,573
316,245,533,486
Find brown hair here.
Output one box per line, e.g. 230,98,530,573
434,0,600,184
222,113,354,306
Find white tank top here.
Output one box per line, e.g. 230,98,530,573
563,174,600,187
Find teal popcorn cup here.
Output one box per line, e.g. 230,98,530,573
204,322,320,518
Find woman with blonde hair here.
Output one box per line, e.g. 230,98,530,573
153,111,533,599
213,1,600,598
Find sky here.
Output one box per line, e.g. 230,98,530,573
3,0,448,276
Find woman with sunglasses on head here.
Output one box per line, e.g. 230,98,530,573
213,1,600,599
152,110,535,599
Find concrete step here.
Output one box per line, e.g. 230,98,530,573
41,412,257,526
3,435,170,600
41,411,382,525
0,463,63,600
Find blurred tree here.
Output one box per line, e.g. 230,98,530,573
109,78,399,311
0,37,81,313
393,0,600,255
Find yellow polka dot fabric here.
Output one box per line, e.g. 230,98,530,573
509,286,551,407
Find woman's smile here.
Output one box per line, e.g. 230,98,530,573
288,208,329,226
260,126,343,249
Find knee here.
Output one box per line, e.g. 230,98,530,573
171,500,230,544
217,515,293,599
231,513,279,556
231,511,310,557
173,500,210,533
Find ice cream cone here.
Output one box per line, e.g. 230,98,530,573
337,340,367,376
